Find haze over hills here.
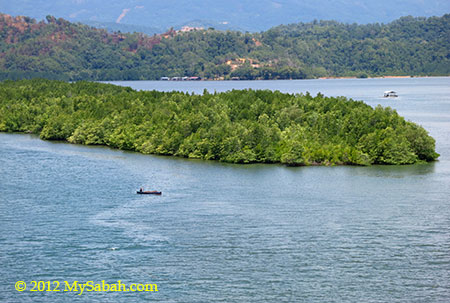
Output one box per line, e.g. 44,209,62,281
1,0,449,33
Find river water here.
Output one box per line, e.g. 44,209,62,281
1,78,449,302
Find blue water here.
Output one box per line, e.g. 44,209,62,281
1,78,450,302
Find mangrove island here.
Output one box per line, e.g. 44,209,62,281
0,79,439,165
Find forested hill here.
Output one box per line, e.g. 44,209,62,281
0,13,449,81
0,79,439,165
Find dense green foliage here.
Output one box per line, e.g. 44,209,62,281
0,79,439,165
0,13,449,81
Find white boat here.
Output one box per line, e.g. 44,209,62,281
384,90,398,97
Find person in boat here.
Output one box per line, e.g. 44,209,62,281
139,188,143,193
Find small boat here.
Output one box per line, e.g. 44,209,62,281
383,90,398,97
137,189,162,195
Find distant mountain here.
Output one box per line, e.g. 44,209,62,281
1,0,449,32
1,13,449,81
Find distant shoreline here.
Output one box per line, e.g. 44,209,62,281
317,75,442,80
153,75,449,82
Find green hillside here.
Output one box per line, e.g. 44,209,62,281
0,13,449,81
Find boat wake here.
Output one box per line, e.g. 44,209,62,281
90,199,169,244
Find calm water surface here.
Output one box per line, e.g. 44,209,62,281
1,78,449,302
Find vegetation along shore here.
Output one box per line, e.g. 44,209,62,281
0,79,439,165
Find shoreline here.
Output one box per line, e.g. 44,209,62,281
138,75,450,82
0,131,435,167
317,75,434,80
